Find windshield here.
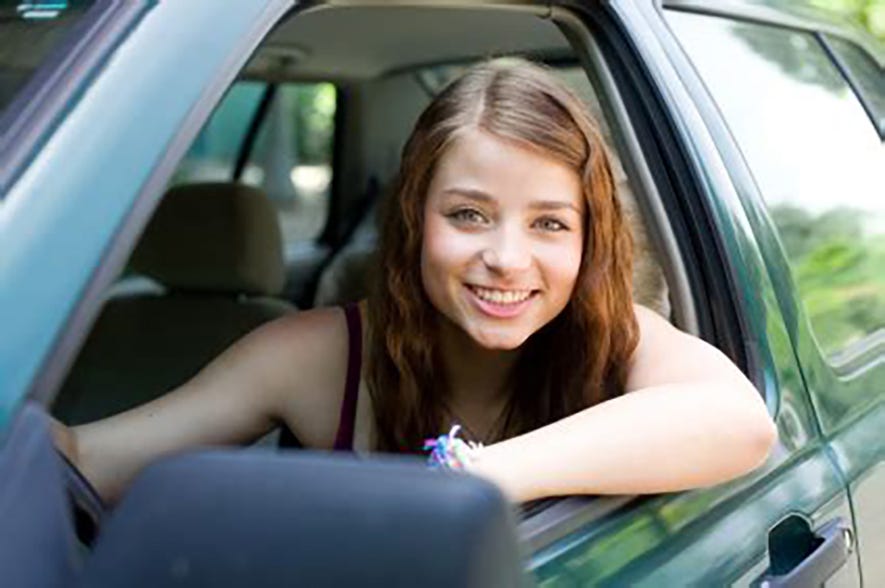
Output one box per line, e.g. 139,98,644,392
0,1,101,130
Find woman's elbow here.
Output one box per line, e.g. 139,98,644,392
711,384,778,482
735,404,778,475
752,411,778,463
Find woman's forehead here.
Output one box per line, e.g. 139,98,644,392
430,128,583,209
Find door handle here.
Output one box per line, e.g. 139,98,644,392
758,517,853,588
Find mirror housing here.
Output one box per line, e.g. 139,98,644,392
82,450,527,587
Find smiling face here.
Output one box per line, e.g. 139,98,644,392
421,128,585,350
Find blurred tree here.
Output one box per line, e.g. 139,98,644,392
771,204,885,354
293,84,335,164
810,0,885,38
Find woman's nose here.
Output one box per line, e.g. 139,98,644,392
480,227,532,274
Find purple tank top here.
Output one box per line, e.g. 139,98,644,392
332,303,362,451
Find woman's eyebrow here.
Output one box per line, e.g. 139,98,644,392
442,187,494,202
442,188,580,213
530,200,583,214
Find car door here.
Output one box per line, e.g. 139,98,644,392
519,2,861,585
665,5,885,585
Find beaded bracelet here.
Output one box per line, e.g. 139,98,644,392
423,424,482,470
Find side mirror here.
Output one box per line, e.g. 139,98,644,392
0,405,80,588
81,450,528,587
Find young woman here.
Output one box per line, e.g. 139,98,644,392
54,60,777,505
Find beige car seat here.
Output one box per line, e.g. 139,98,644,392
54,183,294,425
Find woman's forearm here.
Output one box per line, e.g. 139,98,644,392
469,382,777,503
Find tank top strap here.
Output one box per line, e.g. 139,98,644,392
332,302,363,451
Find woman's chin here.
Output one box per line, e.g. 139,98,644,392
467,327,531,351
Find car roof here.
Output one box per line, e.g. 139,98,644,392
244,3,569,83
242,1,882,83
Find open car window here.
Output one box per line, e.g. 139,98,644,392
55,3,678,429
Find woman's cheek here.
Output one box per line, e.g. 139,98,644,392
421,220,466,298
424,221,478,271
540,238,583,296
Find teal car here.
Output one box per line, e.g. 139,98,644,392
1,1,882,586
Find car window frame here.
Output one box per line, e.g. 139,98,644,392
817,34,885,140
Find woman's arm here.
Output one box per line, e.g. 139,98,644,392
52,307,350,504
468,305,777,503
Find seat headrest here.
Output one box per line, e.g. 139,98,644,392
130,183,285,296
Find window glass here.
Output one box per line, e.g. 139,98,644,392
667,12,885,358
825,35,885,134
0,0,97,131
173,81,266,184
174,81,336,245
247,83,336,243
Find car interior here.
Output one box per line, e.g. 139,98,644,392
52,2,693,508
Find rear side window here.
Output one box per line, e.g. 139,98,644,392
667,12,885,360
174,81,337,245
0,0,97,132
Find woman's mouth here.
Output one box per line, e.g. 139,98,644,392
465,284,538,318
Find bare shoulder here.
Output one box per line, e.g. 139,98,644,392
255,305,349,355
627,304,748,392
258,307,352,447
198,306,351,448
632,303,676,338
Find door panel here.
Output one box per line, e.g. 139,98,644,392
660,5,878,586
829,402,885,585
529,451,858,586
662,8,884,585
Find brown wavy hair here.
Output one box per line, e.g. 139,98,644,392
367,60,639,452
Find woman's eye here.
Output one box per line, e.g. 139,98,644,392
448,208,487,225
534,217,569,232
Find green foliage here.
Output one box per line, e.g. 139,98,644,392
289,83,336,164
811,0,885,38
771,205,885,355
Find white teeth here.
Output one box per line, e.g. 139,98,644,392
471,286,533,304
